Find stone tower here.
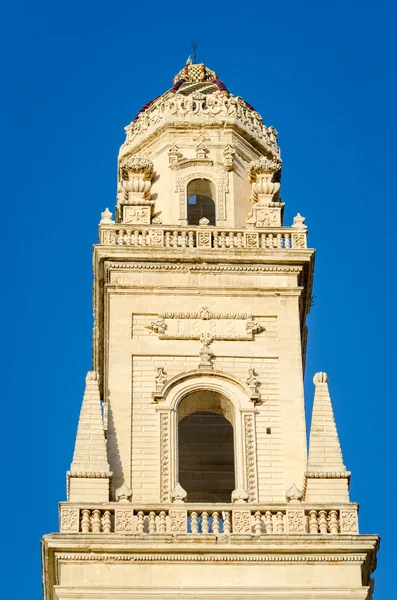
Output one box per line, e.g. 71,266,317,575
41,63,379,600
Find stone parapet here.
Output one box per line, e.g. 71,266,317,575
59,501,359,536
99,224,308,250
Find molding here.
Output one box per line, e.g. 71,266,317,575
175,171,229,222
55,552,366,564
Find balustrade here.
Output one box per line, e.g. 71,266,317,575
99,225,306,250
60,503,358,537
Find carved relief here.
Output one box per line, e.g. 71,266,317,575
198,333,214,369
292,233,307,249
123,206,151,225
146,307,265,341
60,508,79,532
340,510,358,533
232,510,251,533
160,413,170,502
155,367,167,391
169,510,187,533
223,144,235,171
124,92,280,158
244,414,258,502
286,509,306,533
115,509,134,533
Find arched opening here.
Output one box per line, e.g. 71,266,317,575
187,179,216,225
178,390,235,502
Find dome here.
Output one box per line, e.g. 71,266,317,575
125,62,278,159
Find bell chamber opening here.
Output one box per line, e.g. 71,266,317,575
177,390,235,502
187,178,216,225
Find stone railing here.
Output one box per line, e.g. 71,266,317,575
99,225,307,250
59,503,358,536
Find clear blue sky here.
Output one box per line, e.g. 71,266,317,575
1,1,395,598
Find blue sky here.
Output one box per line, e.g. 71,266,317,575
1,1,395,598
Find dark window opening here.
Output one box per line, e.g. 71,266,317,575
178,391,235,503
187,179,216,225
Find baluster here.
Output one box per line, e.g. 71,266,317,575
276,233,282,248
148,511,156,534
213,232,219,248
102,510,111,534
91,509,101,533
116,230,124,246
223,511,231,534
158,510,167,534
261,233,266,248
318,510,328,534
133,230,139,246
81,509,90,533
180,232,187,247
265,511,273,533
309,510,319,534
276,511,284,533
137,511,145,534
284,233,291,248
142,230,149,246
220,232,226,248
171,231,178,247
165,231,171,247
236,232,243,248
190,511,199,534
201,511,209,534
329,510,339,534
269,234,275,248
228,232,234,247
212,512,220,534
125,228,132,245
254,511,262,535
188,231,194,248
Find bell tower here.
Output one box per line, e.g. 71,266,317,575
41,63,379,600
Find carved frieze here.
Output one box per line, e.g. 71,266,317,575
146,306,265,341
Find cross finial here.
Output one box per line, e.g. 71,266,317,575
191,40,198,64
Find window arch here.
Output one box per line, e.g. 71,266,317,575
177,390,235,502
187,178,216,225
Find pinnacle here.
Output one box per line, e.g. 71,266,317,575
70,371,110,475
307,372,346,473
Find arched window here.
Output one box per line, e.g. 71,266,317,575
178,390,235,502
187,179,216,225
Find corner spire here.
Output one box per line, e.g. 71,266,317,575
305,372,350,502
307,372,346,472
68,371,111,502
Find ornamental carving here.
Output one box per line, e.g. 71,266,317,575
146,306,265,341
223,144,235,171
286,510,306,533
169,510,187,533
123,92,280,157
232,510,251,533
176,172,228,222
160,413,170,502
291,233,307,249
117,155,155,223
60,508,79,532
340,510,358,533
115,509,134,533
244,414,258,501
